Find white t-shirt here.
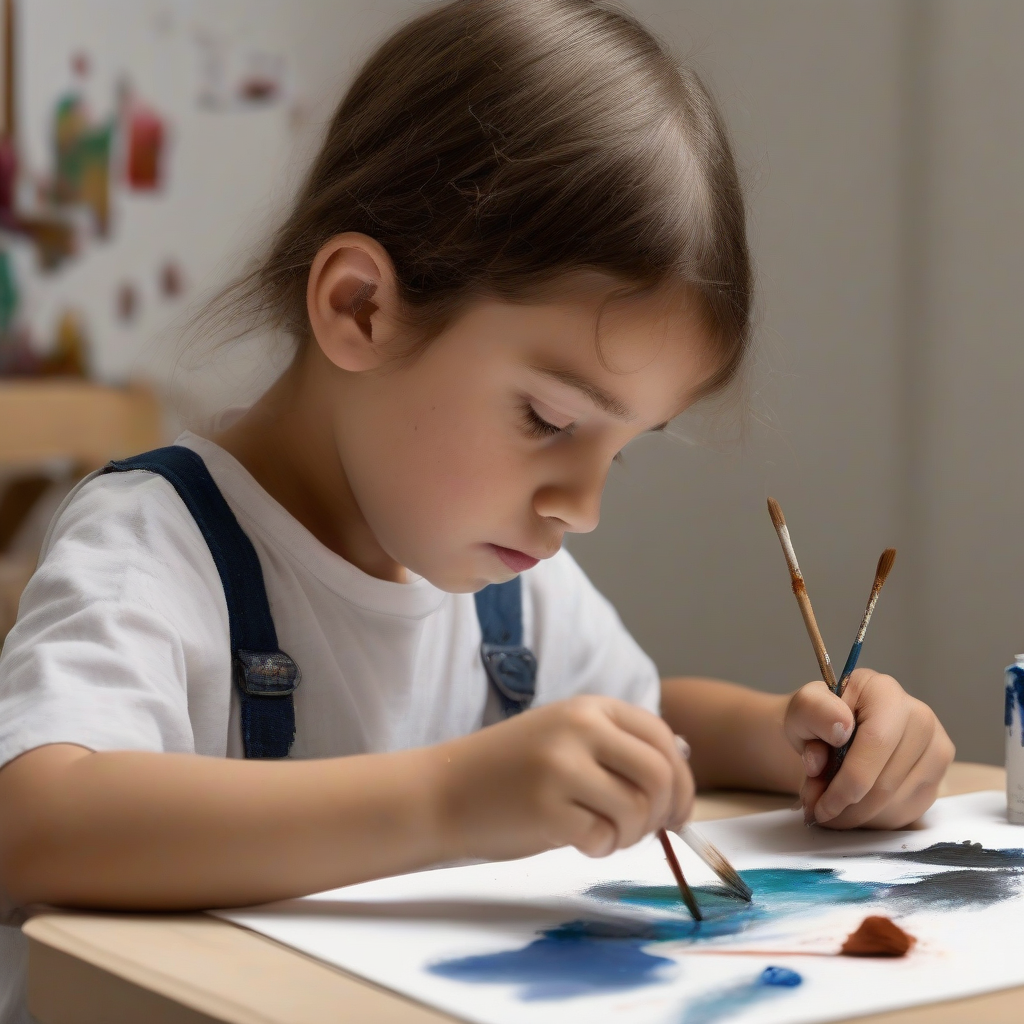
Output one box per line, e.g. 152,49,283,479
0,432,659,1020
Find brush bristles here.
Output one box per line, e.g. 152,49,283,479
767,497,786,531
680,826,753,902
875,548,897,588
705,849,753,902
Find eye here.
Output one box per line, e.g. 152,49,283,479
521,402,576,440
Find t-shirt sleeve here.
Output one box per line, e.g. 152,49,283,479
523,549,661,715
0,471,232,769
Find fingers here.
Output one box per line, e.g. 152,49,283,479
590,728,674,836
818,711,955,830
547,802,617,858
592,699,693,832
811,671,910,824
801,739,830,779
784,681,855,769
816,714,927,827
799,669,955,830
860,730,955,829
443,695,692,864
562,755,659,852
602,699,681,774
799,771,828,823
666,756,696,832
554,697,692,849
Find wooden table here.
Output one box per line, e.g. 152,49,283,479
24,762,1017,1024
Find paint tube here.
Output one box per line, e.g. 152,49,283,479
1004,655,1024,824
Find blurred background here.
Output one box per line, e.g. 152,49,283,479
0,0,1020,765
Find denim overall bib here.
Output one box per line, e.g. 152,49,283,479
103,446,537,758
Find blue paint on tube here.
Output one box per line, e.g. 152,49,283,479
1006,663,1024,737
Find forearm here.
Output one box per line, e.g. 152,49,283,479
0,743,450,910
661,677,803,793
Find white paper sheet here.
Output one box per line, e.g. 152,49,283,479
217,792,1024,1024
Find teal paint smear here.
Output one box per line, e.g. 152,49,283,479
429,864,1021,1002
592,868,882,936
679,967,802,1024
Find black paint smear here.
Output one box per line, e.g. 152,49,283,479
852,841,1024,869
887,867,1022,908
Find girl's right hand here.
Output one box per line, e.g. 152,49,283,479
433,695,694,862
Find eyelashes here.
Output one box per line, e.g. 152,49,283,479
521,402,575,440
519,400,625,462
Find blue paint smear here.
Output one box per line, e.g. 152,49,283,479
429,864,1022,1002
679,967,803,1024
1006,666,1024,739
429,922,676,1000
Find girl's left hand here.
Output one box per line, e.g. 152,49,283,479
784,669,955,829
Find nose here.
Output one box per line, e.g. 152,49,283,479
532,458,606,535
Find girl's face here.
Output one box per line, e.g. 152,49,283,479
331,281,713,592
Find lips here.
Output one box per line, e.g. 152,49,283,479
489,544,540,573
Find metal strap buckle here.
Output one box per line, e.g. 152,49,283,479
234,649,301,697
480,643,537,706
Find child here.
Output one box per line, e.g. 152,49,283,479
0,1,952,1018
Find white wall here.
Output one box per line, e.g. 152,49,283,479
911,2,1024,760
569,1,911,704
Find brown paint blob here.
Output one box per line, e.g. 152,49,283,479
840,915,916,958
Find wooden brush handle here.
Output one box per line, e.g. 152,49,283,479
795,591,837,691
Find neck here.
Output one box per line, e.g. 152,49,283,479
213,349,408,583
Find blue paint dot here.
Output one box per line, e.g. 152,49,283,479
759,966,802,988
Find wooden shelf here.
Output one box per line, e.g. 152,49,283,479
0,379,162,471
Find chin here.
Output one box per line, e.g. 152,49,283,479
416,559,515,595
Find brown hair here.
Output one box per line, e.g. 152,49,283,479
219,0,751,396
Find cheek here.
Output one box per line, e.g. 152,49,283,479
352,383,523,535
412,399,489,492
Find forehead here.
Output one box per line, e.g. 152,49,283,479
507,276,716,417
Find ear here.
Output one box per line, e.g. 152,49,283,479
306,233,400,372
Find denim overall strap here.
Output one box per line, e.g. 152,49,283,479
103,446,300,758
474,576,537,717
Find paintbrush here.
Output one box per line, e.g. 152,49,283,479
657,828,703,921
766,498,837,692
678,826,753,902
824,548,897,780
834,548,896,698
667,735,750,901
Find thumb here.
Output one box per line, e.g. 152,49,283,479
785,680,855,751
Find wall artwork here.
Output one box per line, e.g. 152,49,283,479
219,792,1024,1024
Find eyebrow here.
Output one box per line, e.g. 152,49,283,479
533,366,634,420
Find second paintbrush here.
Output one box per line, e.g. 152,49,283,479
825,547,897,779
